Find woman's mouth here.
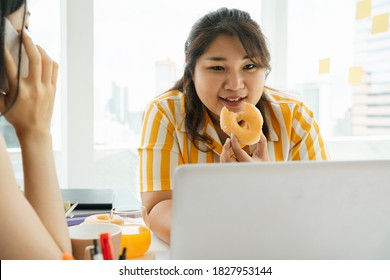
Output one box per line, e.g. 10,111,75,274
219,96,246,108
220,96,245,102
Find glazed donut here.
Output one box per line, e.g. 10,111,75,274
83,213,124,226
220,102,263,146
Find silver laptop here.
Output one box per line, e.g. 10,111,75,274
170,160,390,259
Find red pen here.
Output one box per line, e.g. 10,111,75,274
99,233,114,260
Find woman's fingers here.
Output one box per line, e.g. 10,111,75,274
22,31,42,81
24,33,57,86
253,134,270,161
36,45,53,84
1,38,57,132
230,133,252,162
221,133,270,163
220,138,234,163
51,61,59,86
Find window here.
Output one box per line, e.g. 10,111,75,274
286,0,390,138
285,0,390,160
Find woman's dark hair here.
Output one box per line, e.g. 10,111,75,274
0,0,27,116
170,7,270,150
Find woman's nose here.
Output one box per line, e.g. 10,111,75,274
224,71,244,91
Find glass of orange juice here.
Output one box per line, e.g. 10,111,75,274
109,206,151,259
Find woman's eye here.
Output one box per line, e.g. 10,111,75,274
244,64,256,70
210,66,224,71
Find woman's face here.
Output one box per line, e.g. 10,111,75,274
6,4,30,31
193,35,266,122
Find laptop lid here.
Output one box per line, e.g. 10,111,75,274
170,160,390,260
61,188,114,210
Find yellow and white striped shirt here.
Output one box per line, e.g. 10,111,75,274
138,88,328,192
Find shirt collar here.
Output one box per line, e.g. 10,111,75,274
261,90,279,142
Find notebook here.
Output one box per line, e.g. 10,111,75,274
170,160,390,260
61,188,114,210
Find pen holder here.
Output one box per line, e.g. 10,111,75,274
83,206,151,259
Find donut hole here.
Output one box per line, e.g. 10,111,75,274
96,214,109,221
238,120,249,129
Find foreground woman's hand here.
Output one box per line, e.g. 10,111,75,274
0,31,58,138
220,133,270,162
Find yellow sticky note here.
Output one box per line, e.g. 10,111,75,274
356,0,371,20
319,58,330,74
348,66,363,85
372,13,389,34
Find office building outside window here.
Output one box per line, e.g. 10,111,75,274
287,0,390,138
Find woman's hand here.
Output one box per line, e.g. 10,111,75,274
220,133,270,162
0,32,58,138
